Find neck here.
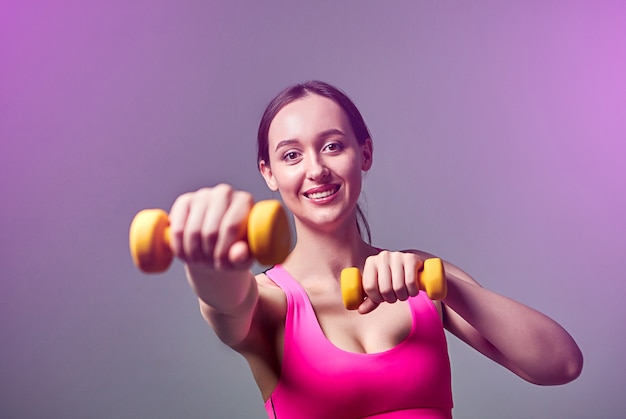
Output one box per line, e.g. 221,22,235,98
282,216,376,284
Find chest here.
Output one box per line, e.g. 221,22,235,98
273,291,454,417
306,292,414,354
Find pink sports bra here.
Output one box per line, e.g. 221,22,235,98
264,265,453,419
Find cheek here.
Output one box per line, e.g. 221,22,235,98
350,173,363,196
344,158,364,183
348,167,366,199
273,167,302,193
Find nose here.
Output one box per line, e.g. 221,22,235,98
305,154,329,181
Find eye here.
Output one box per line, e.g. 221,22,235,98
323,142,344,153
282,150,301,162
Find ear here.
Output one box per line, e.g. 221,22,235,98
361,138,373,171
259,160,279,191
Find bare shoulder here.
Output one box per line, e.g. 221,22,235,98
255,271,288,318
232,272,287,352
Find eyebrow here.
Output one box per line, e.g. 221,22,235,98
274,129,346,152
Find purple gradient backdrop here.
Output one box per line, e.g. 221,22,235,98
1,1,624,418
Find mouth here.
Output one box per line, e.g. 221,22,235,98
304,184,340,200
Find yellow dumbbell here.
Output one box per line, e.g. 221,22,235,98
129,199,291,273
341,257,447,310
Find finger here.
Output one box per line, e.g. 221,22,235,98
183,191,215,263
404,261,420,297
362,257,384,305
173,191,216,263
191,193,230,265
213,192,253,269
375,252,398,303
169,193,192,260
406,258,422,297
391,256,409,301
378,264,397,303
180,187,230,265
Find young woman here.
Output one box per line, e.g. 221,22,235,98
168,81,583,418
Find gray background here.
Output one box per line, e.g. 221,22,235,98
2,1,625,418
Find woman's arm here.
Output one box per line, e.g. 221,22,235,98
188,265,260,347
441,261,583,385
168,184,261,347
357,249,583,385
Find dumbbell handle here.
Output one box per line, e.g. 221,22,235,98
341,258,447,310
129,200,291,273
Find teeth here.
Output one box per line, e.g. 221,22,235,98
308,189,335,199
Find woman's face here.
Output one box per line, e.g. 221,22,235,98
260,94,372,232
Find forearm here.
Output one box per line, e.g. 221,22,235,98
184,263,255,310
186,264,259,346
443,273,583,385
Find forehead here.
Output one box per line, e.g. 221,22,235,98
268,94,352,143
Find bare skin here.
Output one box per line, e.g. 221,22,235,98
168,93,583,403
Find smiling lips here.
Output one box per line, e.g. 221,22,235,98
304,184,340,200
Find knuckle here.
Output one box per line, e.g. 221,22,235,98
212,252,231,270
201,228,218,247
234,190,253,204
185,232,203,259
393,282,406,294
223,222,241,238
381,290,397,302
196,187,213,197
170,192,192,213
175,192,192,204
170,224,184,240
170,228,184,256
363,287,381,303
394,285,409,300
402,252,416,264
362,281,377,295
213,183,234,197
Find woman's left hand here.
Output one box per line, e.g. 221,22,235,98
358,250,425,314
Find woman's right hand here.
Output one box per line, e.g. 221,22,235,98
168,184,255,275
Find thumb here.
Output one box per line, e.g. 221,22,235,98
228,240,253,270
358,298,379,315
